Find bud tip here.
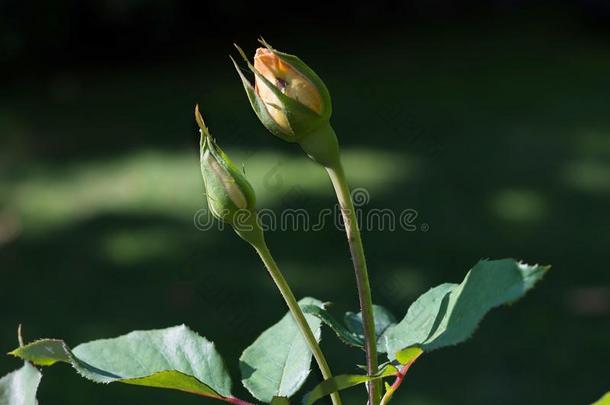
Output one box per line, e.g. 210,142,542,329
194,104,207,133
258,37,272,50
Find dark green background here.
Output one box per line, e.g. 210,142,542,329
1,1,609,404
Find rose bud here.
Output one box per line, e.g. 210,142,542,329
232,40,331,136
195,105,262,244
232,39,341,168
253,47,324,134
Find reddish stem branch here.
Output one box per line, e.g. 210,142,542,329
189,392,255,405
389,364,412,392
224,396,256,405
380,357,421,405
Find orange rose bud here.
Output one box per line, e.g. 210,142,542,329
232,40,340,168
254,48,323,134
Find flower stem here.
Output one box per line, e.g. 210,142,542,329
326,163,381,405
253,240,343,405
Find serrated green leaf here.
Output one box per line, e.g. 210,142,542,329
240,297,323,403
381,283,455,356
302,305,364,348
383,259,548,359
10,325,232,400
271,397,291,405
395,346,423,365
344,305,397,352
302,364,397,405
303,375,368,405
0,363,42,405
592,392,610,405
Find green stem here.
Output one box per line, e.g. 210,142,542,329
299,123,380,403
253,240,343,405
326,163,381,405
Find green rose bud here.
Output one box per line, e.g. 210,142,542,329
196,105,262,244
232,39,340,168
